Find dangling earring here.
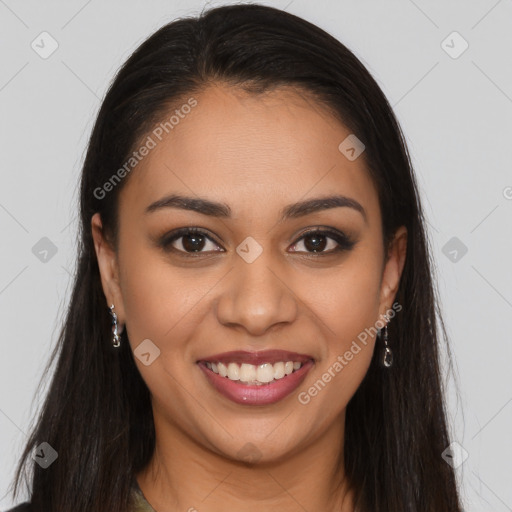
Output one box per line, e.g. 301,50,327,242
109,304,121,348
380,315,393,368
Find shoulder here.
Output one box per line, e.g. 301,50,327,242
3,502,32,512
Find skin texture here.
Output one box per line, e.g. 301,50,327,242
91,83,407,512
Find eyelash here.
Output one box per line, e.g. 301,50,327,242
158,227,356,257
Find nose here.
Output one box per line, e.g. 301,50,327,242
215,249,298,336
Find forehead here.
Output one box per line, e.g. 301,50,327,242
119,83,379,224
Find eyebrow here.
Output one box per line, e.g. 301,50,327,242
145,193,367,224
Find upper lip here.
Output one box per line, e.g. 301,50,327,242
197,350,314,366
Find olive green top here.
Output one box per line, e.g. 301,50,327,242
131,477,157,512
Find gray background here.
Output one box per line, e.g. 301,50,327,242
1,0,511,510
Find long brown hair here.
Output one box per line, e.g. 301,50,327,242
9,4,462,511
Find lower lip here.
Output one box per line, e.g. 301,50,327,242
197,360,314,405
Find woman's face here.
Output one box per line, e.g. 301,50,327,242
93,83,406,463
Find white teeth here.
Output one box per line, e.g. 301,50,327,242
227,362,240,380
218,362,228,377
256,363,275,383
205,360,305,384
239,363,256,382
273,361,285,379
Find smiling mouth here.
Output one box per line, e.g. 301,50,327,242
203,360,308,386
197,358,315,406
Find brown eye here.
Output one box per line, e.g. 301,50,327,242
160,228,223,255
290,229,355,255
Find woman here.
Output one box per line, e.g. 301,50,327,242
6,3,463,511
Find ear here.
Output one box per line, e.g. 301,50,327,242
91,212,125,332
378,225,407,319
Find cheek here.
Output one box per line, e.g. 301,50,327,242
307,249,382,339
118,239,192,348
118,240,223,369
304,248,382,402
118,247,205,402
